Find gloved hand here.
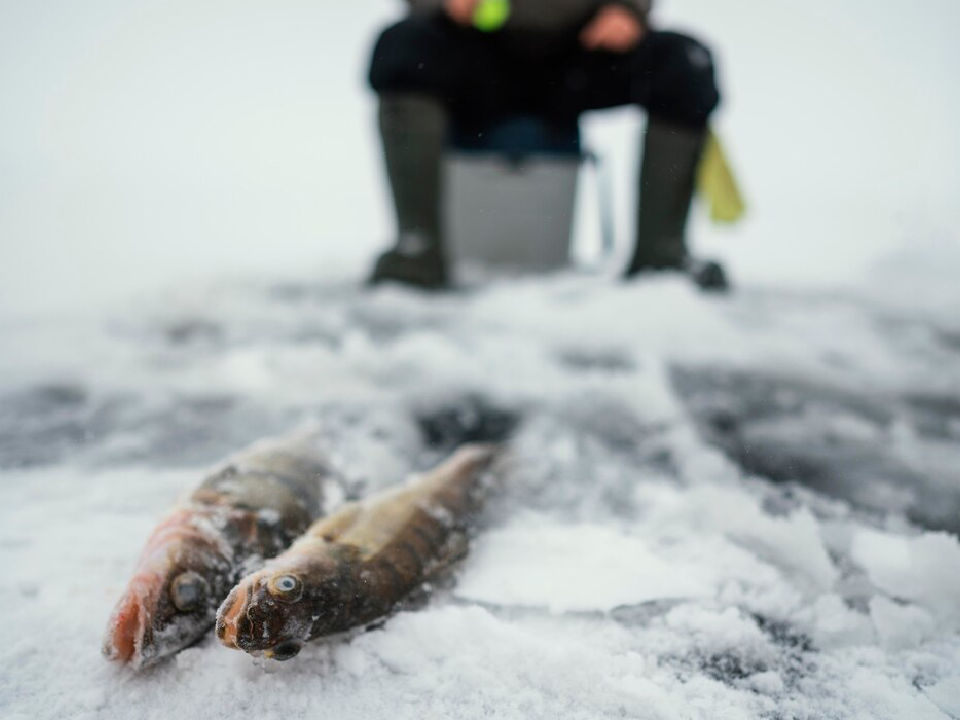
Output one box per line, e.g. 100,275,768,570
443,0,483,25
580,5,647,52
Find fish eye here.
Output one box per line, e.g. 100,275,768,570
268,574,303,603
170,571,208,613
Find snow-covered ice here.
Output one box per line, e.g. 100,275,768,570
2,273,960,719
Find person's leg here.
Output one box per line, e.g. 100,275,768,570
369,93,448,289
631,117,707,271
551,32,725,287
367,17,509,289
628,32,724,288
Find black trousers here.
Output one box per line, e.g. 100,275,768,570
369,14,720,131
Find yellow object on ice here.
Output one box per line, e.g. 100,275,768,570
697,130,746,223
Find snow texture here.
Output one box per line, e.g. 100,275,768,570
2,274,960,720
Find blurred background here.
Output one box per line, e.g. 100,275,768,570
2,0,959,318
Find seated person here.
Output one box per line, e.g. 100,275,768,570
367,0,725,290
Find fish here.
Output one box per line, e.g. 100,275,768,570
215,443,499,661
102,433,331,670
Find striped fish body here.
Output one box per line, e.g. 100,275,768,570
103,434,329,670
216,444,498,661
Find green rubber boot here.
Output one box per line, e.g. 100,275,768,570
625,119,729,292
368,94,449,291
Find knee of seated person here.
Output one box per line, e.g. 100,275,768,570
654,33,721,127
368,18,440,92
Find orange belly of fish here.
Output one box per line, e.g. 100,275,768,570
217,587,245,649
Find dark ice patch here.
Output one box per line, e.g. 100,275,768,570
904,393,960,441
670,365,960,533
700,652,767,683
753,614,814,654
105,395,304,468
0,384,132,468
414,394,521,451
675,613,814,692
0,384,308,470
934,327,960,354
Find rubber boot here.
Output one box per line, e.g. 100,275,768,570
368,94,449,290
625,119,729,292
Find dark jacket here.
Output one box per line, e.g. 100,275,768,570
405,0,653,35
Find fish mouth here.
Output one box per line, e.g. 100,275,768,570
103,573,210,670
215,583,248,650
217,582,274,653
104,510,230,670
216,577,302,658
103,580,155,666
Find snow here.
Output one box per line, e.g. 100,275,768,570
927,677,960,718
3,275,960,719
456,515,713,612
851,529,960,623
2,0,960,717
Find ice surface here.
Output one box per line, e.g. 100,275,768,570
455,514,713,612
2,275,960,719
851,529,960,623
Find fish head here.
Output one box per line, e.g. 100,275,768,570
103,522,229,670
216,555,340,661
